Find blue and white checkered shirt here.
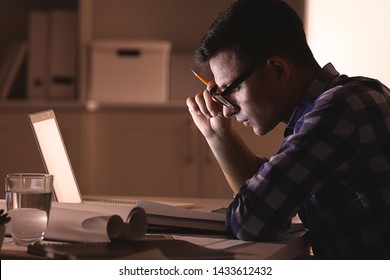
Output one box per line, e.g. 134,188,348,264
226,63,390,259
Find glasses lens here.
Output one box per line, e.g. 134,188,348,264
210,85,236,108
212,94,235,108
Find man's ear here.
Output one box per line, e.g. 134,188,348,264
266,56,290,83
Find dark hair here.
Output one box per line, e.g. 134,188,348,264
195,0,314,66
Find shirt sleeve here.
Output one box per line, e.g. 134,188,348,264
226,89,359,241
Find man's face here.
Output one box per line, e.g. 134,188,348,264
209,51,287,136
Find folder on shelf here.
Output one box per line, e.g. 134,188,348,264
27,11,50,100
0,42,27,100
47,10,77,99
27,10,77,100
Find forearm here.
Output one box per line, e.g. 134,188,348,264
186,90,260,194
206,129,259,194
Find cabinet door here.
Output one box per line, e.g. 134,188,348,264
198,123,286,198
85,111,199,197
0,112,44,198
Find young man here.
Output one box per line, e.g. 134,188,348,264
186,0,390,259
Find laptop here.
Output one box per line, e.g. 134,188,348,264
28,109,193,207
29,109,82,203
28,109,227,234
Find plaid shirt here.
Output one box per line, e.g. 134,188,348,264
226,63,390,259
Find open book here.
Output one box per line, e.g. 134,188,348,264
45,202,147,242
0,199,226,243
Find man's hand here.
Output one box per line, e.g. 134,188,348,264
186,81,231,139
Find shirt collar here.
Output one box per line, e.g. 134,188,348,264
284,63,340,137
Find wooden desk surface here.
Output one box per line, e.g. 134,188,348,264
0,196,309,260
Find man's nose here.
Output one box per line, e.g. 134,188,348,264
223,105,239,118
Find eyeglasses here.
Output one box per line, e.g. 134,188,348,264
209,61,260,109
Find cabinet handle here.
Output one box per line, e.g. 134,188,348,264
116,49,141,57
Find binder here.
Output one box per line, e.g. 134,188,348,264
47,10,77,99
0,45,18,99
0,42,27,100
27,11,49,100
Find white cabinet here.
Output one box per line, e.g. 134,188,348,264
84,109,199,197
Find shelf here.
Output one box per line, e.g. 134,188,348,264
0,100,84,112
0,99,190,114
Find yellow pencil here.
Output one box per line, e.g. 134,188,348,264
191,69,209,86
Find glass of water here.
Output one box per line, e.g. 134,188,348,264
5,173,53,246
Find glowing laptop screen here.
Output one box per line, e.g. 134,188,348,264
29,109,82,203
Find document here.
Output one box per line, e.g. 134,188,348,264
0,200,147,243
50,200,226,235
137,200,226,234
0,199,227,244
45,203,147,242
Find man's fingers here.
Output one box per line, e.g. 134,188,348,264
194,90,214,118
186,96,202,116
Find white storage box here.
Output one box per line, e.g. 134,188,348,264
89,40,171,103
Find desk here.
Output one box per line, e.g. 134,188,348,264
0,197,309,260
